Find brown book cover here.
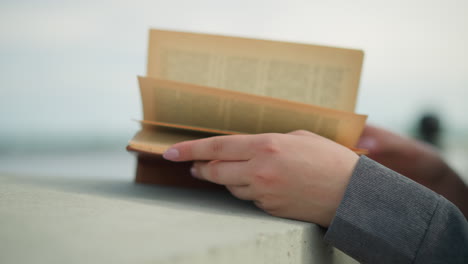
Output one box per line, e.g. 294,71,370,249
127,146,223,189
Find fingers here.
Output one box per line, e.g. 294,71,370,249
357,125,407,154
192,160,252,186
163,134,260,162
192,160,256,200
357,134,379,153
226,185,254,200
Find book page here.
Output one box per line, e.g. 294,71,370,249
137,120,243,135
139,77,367,147
128,124,368,156
129,125,215,155
147,29,364,112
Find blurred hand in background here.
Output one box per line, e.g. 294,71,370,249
357,125,468,217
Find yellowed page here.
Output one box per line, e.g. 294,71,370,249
129,124,368,155
147,29,364,112
139,76,367,147
138,119,243,135
128,125,210,154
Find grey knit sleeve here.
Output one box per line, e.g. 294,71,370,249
324,156,468,264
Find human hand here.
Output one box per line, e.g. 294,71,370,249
162,130,359,227
356,125,447,188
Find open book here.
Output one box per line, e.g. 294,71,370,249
127,29,367,187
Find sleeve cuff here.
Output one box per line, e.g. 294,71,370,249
324,156,440,263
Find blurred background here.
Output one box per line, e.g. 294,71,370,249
0,0,467,176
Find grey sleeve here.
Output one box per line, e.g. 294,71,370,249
324,156,468,264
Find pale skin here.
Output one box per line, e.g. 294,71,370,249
163,125,468,227
163,129,359,227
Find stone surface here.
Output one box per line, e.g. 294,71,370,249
0,152,356,263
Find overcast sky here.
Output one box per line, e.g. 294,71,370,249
1,0,467,150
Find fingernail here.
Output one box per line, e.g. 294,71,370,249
190,166,199,178
162,148,179,160
357,137,376,151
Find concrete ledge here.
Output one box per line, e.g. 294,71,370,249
0,152,357,263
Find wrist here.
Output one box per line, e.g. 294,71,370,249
323,152,360,227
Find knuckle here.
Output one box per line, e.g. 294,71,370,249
252,170,272,186
251,165,278,187
290,129,317,138
255,134,281,154
209,137,224,155
206,160,221,182
291,129,309,135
